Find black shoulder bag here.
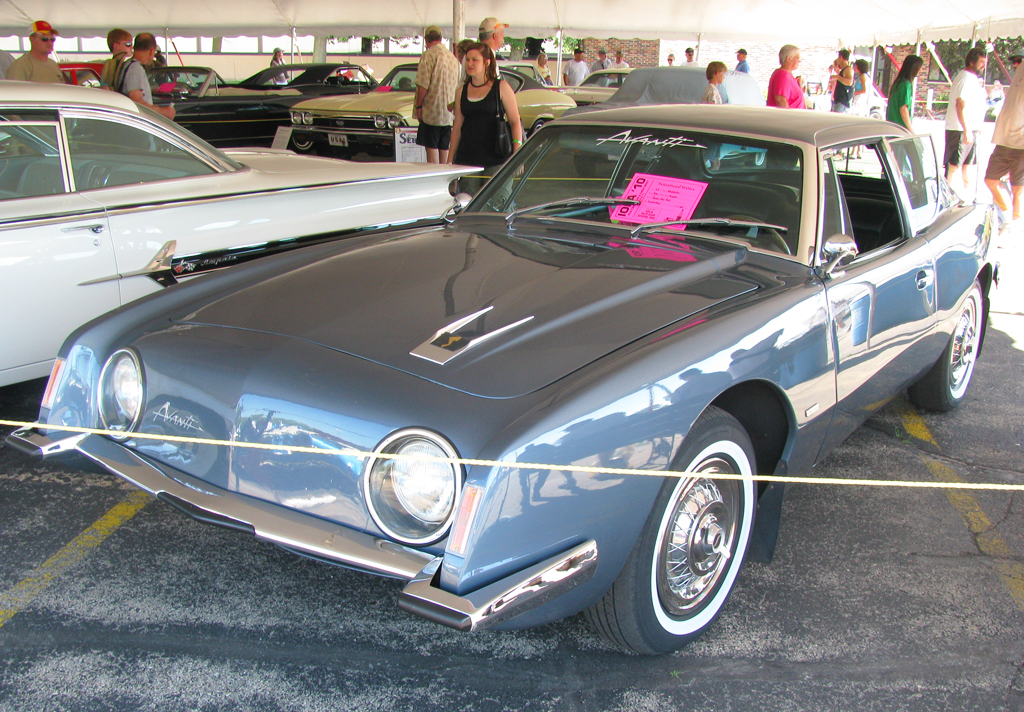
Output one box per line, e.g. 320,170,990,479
493,79,514,160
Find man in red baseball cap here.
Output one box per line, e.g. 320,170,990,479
5,21,65,83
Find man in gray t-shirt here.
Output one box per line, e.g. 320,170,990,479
121,34,175,120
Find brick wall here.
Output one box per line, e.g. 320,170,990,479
578,38,661,69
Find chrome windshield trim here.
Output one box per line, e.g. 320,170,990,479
398,540,598,631
73,434,435,580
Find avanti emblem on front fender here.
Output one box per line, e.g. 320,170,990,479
411,306,533,365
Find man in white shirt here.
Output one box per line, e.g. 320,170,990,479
944,47,988,189
685,47,696,65
608,50,629,69
564,48,589,86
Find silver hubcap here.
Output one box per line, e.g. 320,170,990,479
949,292,980,397
657,459,740,617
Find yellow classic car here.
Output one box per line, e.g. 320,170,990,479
288,63,576,159
558,68,634,106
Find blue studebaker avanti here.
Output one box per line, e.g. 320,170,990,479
9,105,994,654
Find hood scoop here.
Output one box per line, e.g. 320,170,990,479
411,306,534,365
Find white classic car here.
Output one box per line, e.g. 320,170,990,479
0,82,475,387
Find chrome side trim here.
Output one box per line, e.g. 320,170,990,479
73,434,435,580
0,209,109,232
398,540,598,632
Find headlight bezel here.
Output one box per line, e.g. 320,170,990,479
97,348,145,440
373,114,387,129
386,114,402,129
302,111,313,125
363,428,463,546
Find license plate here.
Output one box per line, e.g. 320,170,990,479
328,133,349,147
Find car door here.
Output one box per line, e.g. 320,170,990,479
0,116,117,385
817,142,937,453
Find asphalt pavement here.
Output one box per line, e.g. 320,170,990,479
0,238,1022,711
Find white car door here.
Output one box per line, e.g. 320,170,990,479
0,119,118,387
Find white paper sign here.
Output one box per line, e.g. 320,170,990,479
272,126,294,150
395,127,427,162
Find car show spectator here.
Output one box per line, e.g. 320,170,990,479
885,54,923,130
120,33,176,119
666,53,675,66
984,56,1024,229
5,21,65,83
736,49,750,73
270,47,288,84
767,45,806,109
830,49,854,113
99,28,133,90
609,49,629,69
945,47,989,188
851,59,872,116
0,49,14,77
414,25,461,164
703,61,727,104
591,48,610,73
536,52,553,84
478,17,508,58
564,47,589,86
449,43,522,171
685,47,696,65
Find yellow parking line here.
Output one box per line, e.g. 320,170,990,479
0,489,152,629
893,401,1024,612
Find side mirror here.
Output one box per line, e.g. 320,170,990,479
820,233,858,278
443,192,473,223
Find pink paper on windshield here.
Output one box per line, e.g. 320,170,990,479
610,173,709,229
157,82,177,93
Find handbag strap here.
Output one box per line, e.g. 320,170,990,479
494,79,505,121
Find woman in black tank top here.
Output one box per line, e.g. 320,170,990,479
448,43,523,170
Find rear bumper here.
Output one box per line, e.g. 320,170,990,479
7,428,600,630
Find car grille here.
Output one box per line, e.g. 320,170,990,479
311,115,377,131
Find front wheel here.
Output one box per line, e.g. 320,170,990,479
289,133,318,154
907,281,983,411
585,406,756,654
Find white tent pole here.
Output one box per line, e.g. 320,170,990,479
926,41,952,83
696,33,702,64
454,0,465,44
290,27,296,63
555,29,563,86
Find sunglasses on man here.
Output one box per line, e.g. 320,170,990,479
34,35,56,43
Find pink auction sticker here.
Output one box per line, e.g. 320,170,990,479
610,173,709,230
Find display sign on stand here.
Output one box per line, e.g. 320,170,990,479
271,126,294,150
395,127,427,162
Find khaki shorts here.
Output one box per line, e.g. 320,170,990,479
985,144,1024,187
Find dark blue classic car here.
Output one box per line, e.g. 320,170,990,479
8,106,994,654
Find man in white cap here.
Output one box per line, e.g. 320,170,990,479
6,21,65,83
479,17,508,58
415,25,461,163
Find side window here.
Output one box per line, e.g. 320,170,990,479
830,144,906,254
0,123,66,200
65,117,216,190
887,136,941,233
820,157,851,242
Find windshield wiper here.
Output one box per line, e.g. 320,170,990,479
505,197,639,227
629,217,788,238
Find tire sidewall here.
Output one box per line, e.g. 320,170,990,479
633,411,756,650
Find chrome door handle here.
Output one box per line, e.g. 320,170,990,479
61,224,105,234
915,270,933,290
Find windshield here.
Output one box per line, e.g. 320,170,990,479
468,125,804,256
149,68,213,97
583,73,625,88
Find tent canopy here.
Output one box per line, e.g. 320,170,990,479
4,1,1023,46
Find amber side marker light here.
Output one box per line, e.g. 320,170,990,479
41,358,66,410
447,484,483,556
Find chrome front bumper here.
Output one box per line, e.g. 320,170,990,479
7,428,599,631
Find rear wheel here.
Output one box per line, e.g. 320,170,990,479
585,407,756,654
908,281,983,411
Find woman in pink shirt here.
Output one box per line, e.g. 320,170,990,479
767,45,806,109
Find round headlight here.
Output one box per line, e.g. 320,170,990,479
98,349,144,439
302,111,313,125
387,115,401,129
373,114,387,129
364,429,462,545
290,111,301,125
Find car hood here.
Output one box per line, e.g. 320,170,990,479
174,219,758,398
296,90,415,114
565,68,761,116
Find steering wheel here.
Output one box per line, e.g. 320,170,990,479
728,214,792,255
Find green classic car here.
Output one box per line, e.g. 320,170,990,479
288,63,576,159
